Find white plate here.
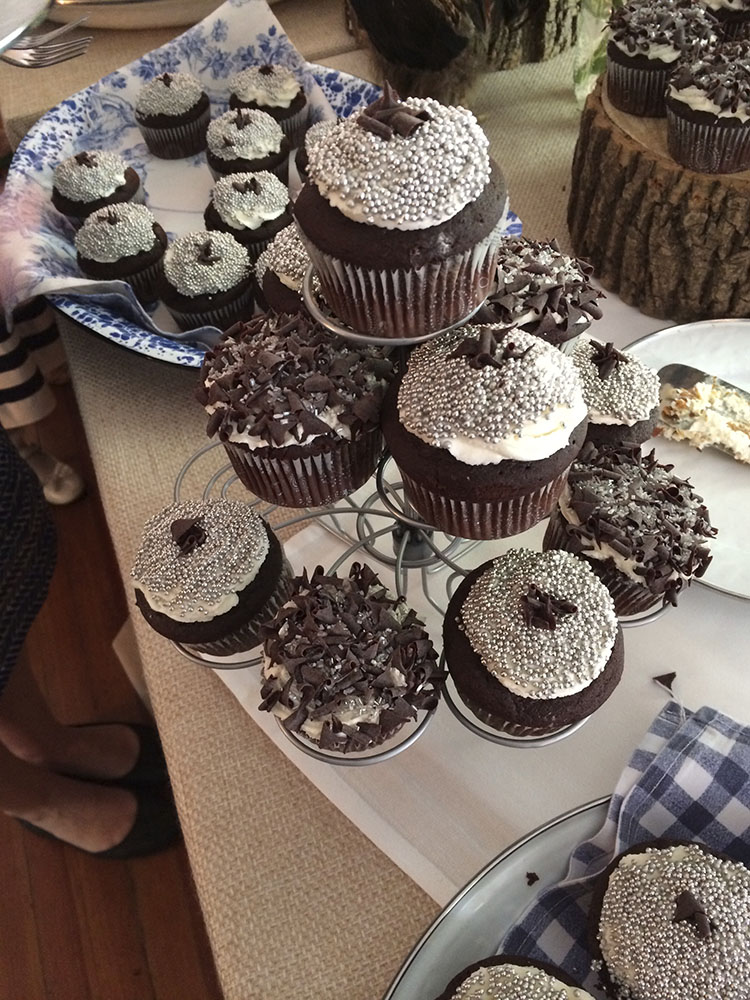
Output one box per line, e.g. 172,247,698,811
626,319,750,601
382,797,608,1000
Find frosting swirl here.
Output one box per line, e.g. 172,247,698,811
230,64,301,108
210,171,289,231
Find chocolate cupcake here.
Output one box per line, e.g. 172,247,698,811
206,108,290,182
294,82,508,339
292,119,337,186
228,63,308,146
204,171,292,262
606,0,718,118
443,548,624,736
254,223,311,314
195,311,394,507
131,499,292,657
477,237,604,352
667,41,750,172
381,325,589,539
159,230,253,332
700,0,750,37
590,840,750,1000
570,336,660,447
134,72,210,159
74,203,167,303
434,956,596,1000
258,562,441,752
543,443,716,614
52,150,143,224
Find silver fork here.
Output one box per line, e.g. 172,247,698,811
11,16,90,49
1,35,92,68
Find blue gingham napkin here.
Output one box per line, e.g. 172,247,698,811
502,701,750,993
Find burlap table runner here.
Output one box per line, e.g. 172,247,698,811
45,41,586,1000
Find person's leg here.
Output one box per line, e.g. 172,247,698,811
0,738,138,853
0,657,142,782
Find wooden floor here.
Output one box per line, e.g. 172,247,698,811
0,380,223,1000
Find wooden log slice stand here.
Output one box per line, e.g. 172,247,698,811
568,78,750,323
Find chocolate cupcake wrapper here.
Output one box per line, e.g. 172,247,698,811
607,63,669,118
543,512,661,616
138,105,210,159
125,255,164,304
278,104,309,148
666,109,750,174
223,426,384,508
301,219,505,339
184,561,293,657
399,467,570,540
165,282,255,333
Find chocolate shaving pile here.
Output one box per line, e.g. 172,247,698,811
561,443,716,606
671,41,750,113
196,313,393,447
608,0,717,58
520,584,577,630
258,563,443,752
486,237,604,337
358,80,431,140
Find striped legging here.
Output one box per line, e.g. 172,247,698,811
0,297,65,429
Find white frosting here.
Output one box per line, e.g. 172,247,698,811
230,65,301,108
207,108,284,162
206,402,352,449
612,36,683,62
307,95,491,231
668,82,750,120
135,72,204,118
397,326,588,466
75,203,158,262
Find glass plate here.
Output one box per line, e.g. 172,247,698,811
626,319,750,601
382,797,608,1000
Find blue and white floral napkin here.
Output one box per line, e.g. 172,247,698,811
0,0,377,339
502,701,750,992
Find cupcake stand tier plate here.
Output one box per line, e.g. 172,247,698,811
568,78,750,324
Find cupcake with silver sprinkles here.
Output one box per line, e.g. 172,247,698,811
433,955,597,1000
196,311,394,507
589,840,750,1000
477,237,604,352
294,82,508,338
543,442,716,615
258,562,441,753
204,171,291,261
134,71,210,159
443,548,624,736
132,499,291,657
381,324,589,539
52,150,143,223
206,107,290,182
228,63,308,145
606,0,718,117
666,40,750,173
75,203,167,303
571,336,660,447
159,230,253,332
254,223,311,314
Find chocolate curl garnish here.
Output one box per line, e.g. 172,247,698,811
449,329,530,369
161,73,173,87
259,64,274,75
673,891,714,940
232,177,260,195
591,341,626,380
74,151,96,168
358,80,430,139
526,872,540,886
170,517,206,555
234,109,251,130
197,239,220,265
104,209,120,226
520,584,577,631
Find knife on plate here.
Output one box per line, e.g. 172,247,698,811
656,363,750,465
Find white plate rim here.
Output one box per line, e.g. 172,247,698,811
382,795,609,1000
